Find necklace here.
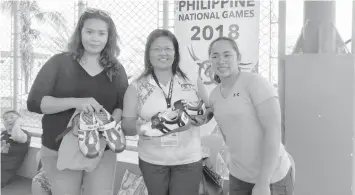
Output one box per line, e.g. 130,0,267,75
78,58,87,65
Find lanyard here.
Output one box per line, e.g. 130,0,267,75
152,72,174,108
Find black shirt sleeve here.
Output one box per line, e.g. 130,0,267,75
27,54,61,114
114,64,129,110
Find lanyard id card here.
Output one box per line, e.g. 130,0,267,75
151,72,174,108
151,73,179,146
161,133,179,147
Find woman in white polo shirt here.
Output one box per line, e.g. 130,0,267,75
208,36,294,195
122,29,206,195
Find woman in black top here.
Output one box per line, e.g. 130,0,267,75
27,8,128,195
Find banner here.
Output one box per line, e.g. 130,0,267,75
175,0,260,136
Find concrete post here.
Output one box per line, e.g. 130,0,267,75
352,1,355,54
302,1,336,53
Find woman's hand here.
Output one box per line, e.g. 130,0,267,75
190,107,214,126
196,76,210,107
75,97,103,113
190,115,206,126
136,118,149,136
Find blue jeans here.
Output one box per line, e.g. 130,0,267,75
229,168,294,195
138,158,203,195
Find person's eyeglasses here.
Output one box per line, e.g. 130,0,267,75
210,54,234,61
85,8,110,17
150,47,175,53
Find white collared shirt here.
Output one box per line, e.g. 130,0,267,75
132,74,202,165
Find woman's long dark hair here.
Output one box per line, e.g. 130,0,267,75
67,8,122,79
138,29,188,80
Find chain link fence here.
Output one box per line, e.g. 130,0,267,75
0,0,278,131
0,0,14,114
0,0,77,128
86,0,160,81
259,0,278,86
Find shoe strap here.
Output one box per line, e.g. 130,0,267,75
80,123,100,131
98,121,116,131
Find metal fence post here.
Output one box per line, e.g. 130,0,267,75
13,0,21,111
78,0,85,17
278,1,286,144
162,0,169,29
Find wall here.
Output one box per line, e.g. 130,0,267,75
285,54,355,195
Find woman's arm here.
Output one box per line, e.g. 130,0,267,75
39,97,79,114
248,75,281,186
112,65,129,122
112,109,123,123
27,54,103,114
27,54,61,114
40,97,102,114
191,77,214,126
196,77,210,107
121,84,139,136
255,97,281,185
27,55,80,114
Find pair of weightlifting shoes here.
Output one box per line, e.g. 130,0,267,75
139,99,211,137
176,99,214,125
72,109,126,158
